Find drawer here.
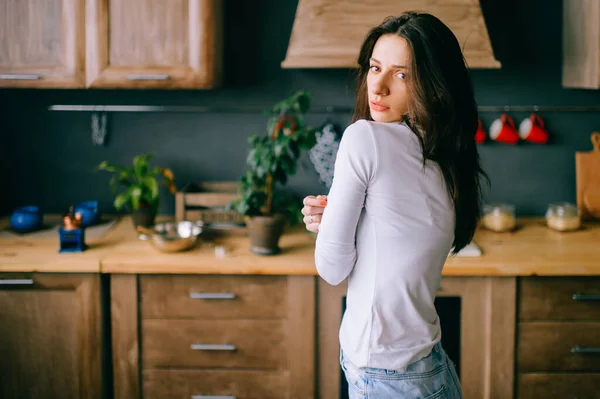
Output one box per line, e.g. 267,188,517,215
518,322,600,371
143,369,288,399
142,319,286,369
140,275,287,319
519,277,600,321
518,373,600,399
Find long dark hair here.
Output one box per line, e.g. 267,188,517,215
353,12,489,253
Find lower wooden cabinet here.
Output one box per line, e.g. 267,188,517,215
318,276,517,399
0,273,106,399
517,277,600,398
111,274,315,399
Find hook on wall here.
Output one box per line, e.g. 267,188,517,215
91,112,108,146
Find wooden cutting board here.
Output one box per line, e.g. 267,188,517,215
576,132,600,220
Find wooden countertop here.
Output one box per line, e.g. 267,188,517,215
1,215,599,275
0,215,118,273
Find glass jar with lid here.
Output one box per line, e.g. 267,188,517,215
482,203,516,232
546,202,581,232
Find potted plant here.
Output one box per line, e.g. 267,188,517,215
97,153,176,228
228,90,317,255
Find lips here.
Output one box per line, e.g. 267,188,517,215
370,100,390,112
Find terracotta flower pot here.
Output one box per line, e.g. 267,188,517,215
131,205,157,229
245,214,286,255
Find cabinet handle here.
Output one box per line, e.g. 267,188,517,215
571,345,600,354
0,279,34,285
572,293,600,301
192,396,236,399
127,74,169,81
189,292,236,299
190,344,236,351
0,74,40,80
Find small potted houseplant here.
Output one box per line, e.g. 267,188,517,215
97,153,176,228
228,90,317,255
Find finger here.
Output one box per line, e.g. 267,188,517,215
310,214,322,223
305,223,320,234
304,197,328,207
303,195,316,206
303,214,322,225
306,223,319,234
301,206,311,216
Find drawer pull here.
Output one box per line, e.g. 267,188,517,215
190,344,236,351
572,292,600,301
189,292,236,300
127,74,169,81
0,279,34,285
0,74,40,80
571,345,600,354
192,396,236,399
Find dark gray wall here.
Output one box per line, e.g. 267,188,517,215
1,0,599,217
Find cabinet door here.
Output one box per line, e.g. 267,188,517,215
0,273,103,399
0,0,85,88
86,0,223,89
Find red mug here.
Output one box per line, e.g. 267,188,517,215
490,114,519,145
519,113,549,144
475,119,486,144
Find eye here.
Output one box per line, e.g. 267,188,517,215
396,72,406,79
369,65,380,72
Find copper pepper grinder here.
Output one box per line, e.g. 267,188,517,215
62,206,83,230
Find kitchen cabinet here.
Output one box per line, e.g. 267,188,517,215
86,0,223,89
318,277,516,399
111,274,315,399
563,0,600,89
0,273,105,399
516,277,600,398
0,0,85,88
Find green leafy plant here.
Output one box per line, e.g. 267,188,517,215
228,90,317,226
96,153,176,213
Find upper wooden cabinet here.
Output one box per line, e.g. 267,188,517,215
86,0,223,89
563,0,600,89
0,0,85,88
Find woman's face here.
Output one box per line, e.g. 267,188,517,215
367,34,410,123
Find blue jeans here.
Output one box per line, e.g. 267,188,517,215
340,343,463,399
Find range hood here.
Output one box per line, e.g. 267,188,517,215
282,0,500,69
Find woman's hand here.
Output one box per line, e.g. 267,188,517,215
301,195,328,233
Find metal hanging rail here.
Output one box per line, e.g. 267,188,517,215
48,104,600,113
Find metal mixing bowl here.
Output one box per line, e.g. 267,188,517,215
138,221,202,253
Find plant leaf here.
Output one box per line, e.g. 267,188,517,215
129,186,142,209
160,168,177,194
97,161,129,174
113,192,130,211
144,176,159,199
133,153,153,180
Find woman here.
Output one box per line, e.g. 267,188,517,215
301,12,488,399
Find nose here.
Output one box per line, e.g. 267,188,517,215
370,74,389,96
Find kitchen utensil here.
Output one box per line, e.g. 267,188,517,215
519,113,550,144
490,114,519,145
137,221,202,253
545,202,581,232
10,206,43,232
576,133,600,220
74,201,100,227
482,203,516,232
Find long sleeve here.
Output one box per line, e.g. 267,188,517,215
315,120,378,285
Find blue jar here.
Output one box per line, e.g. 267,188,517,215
74,201,100,227
10,206,43,232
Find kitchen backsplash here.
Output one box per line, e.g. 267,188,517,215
2,0,600,217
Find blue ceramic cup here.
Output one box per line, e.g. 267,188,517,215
74,201,100,227
10,206,43,232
